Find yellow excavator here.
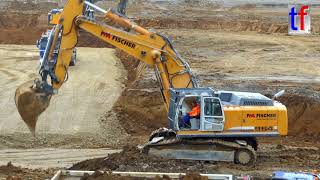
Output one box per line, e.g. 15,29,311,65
14,0,288,165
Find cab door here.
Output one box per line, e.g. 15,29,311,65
200,97,225,131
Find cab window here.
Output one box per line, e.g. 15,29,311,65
204,98,222,116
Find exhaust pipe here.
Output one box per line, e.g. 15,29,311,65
273,90,285,100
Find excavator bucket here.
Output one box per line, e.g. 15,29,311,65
15,80,52,135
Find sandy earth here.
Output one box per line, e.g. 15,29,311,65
0,45,124,135
0,45,129,151
0,45,127,135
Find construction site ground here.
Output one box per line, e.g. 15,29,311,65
0,0,319,179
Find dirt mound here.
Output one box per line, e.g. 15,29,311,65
81,171,143,180
70,146,216,173
81,171,208,180
0,162,54,180
81,171,128,180
278,94,320,137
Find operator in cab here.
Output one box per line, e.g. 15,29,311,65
117,0,128,15
182,100,200,128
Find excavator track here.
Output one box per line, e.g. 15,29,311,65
142,128,257,166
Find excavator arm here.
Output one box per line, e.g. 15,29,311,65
15,0,197,133
14,1,288,165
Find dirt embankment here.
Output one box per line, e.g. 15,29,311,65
2,10,319,46
279,95,320,137
112,50,167,136
137,18,289,34
0,14,46,44
0,13,113,47
0,15,296,44
0,162,55,180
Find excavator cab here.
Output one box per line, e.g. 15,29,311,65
168,88,225,132
148,88,257,165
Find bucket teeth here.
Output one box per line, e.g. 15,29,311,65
15,80,52,135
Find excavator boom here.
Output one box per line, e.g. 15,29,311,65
15,0,197,133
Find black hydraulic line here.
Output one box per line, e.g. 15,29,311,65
157,33,198,88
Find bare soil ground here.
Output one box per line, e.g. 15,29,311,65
0,0,319,179
0,148,119,168
0,45,128,148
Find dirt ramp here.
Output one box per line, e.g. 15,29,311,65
279,94,320,137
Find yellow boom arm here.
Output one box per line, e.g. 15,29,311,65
48,0,197,110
